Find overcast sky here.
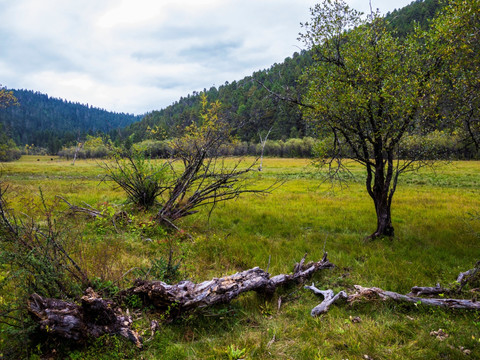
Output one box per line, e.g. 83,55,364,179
0,0,413,115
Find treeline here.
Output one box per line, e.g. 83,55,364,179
0,89,141,153
58,130,469,162
386,0,443,37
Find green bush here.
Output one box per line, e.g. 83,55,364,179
0,138,21,162
102,152,170,209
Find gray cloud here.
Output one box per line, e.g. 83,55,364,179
0,0,414,114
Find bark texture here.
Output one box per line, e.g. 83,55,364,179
126,253,335,311
28,288,142,348
28,254,334,347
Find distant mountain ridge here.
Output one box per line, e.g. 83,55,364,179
0,89,141,153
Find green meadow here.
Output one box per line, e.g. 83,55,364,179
2,155,480,359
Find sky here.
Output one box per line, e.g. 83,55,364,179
0,0,414,115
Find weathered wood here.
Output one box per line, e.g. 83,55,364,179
348,285,480,310
408,283,448,297
57,196,104,218
304,284,348,316
456,261,480,291
28,254,334,347
126,253,334,311
28,288,142,348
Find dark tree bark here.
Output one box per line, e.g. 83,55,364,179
28,288,142,348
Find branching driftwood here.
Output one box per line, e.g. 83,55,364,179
29,254,334,346
28,288,142,348
125,253,334,311
304,284,347,316
57,196,104,218
306,263,480,316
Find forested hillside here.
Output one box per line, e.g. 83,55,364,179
117,0,444,145
0,89,140,153
118,51,313,144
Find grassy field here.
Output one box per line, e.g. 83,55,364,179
1,155,480,359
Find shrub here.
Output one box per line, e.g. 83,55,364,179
102,152,171,209
0,138,21,162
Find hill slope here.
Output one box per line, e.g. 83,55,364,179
117,0,444,144
0,89,141,153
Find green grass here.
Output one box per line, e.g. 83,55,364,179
1,155,480,359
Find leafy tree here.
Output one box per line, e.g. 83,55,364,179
299,0,436,238
0,85,18,109
429,0,480,154
0,86,20,161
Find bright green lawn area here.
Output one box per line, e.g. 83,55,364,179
1,156,480,359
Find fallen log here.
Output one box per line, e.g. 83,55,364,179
348,285,480,309
29,253,334,347
307,261,480,316
307,283,480,317
456,260,480,292
28,288,142,348
125,252,334,311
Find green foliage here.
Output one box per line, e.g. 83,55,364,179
386,0,444,38
59,135,118,159
103,152,170,209
225,344,247,360
0,87,21,162
0,133,21,162
0,185,88,357
146,257,181,283
428,0,480,155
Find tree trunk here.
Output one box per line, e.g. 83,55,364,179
122,253,335,312
371,195,394,238
368,157,395,239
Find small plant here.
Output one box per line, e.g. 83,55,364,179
259,301,273,317
225,344,247,360
124,294,143,309
91,277,120,298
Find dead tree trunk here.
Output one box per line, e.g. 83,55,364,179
125,253,334,311
258,127,272,172
28,288,142,348
304,284,347,316
29,254,334,347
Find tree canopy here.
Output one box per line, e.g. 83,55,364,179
299,0,438,238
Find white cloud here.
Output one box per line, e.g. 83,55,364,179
0,0,414,114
